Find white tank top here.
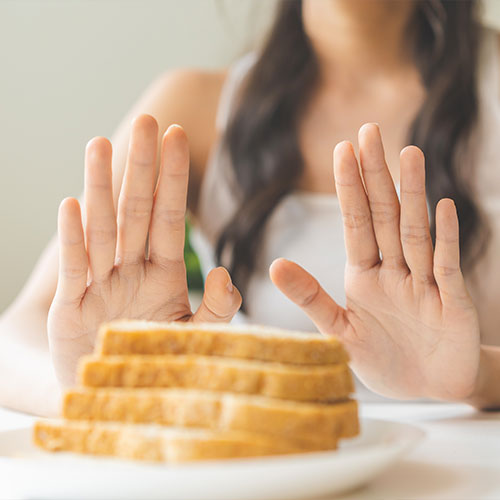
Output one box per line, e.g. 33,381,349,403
192,27,500,348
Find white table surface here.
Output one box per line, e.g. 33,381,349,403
0,402,499,500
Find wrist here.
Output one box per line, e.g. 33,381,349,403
461,345,500,410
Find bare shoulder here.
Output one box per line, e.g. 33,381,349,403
3,69,229,317
150,68,227,163
495,31,500,98
144,68,228,209
156,68,227,102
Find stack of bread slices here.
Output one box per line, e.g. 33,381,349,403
34,320,359,463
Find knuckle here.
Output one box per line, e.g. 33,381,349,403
201,294,234,322
349,257,379,271
164,168,188,179
323,308,341,334
86,227,116,245
401,225,431,246
335,179,357,188
401,187,426,196
153,207,186,225
204,305,232,321
298,282,320,308
86,181,111,193
371,210,399,225
438,287,472,308
115,251,143,267
416,273,436,286
369,200,399,225
434,264,460,277
436,235,459,245
149,253,184,273
362,163,386,175
120,195,152,219
60,236,83,247
382,254,406,270
129,154,155,168
123,207,151,220
342,212,372,230
61,266,87,280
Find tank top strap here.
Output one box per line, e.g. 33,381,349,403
215,52,258,132
478,27,500,105
472,27,500,203
195,53,257,247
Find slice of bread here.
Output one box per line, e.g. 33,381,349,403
33,420,332,462
96,320,348,365
79,355,354,402
63,388,359,448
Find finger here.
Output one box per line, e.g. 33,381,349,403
84,137,116,281
149,125,189,270
269,258,347,337
192,267,242,323
334,141,379,270
434,199,470,306
116,114,158,266
358,123,405,269
400,146,434,285
55,198,88,305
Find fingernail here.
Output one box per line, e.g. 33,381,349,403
167,124,183,133
227,277,234,294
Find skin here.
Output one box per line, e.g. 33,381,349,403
298,1,425,193
49,122,241,389
271,126,480,401
0,0,499,415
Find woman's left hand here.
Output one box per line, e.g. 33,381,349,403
270,124,481,401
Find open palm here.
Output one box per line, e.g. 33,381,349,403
48,116,241,387
271,124,480,401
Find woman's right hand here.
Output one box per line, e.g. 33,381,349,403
47,115,242,387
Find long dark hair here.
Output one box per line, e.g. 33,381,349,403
216,0,487,301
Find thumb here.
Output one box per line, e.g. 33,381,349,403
192,267,242,323
269,258,346,337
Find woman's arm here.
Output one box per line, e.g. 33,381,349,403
0,237,60,415
0,308,60,416
0,69,227,415
271,123,492,407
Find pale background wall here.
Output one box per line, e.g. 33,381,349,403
0,0,499,313
0,0,278,312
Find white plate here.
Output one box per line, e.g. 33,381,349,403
0,418,424,500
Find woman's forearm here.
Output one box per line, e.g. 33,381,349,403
0,304,61,416
465,345,500,410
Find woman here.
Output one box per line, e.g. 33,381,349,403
1,0,499,415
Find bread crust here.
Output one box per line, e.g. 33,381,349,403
33,420,333,462
79,355,354,402
96,320,348,365
35,321,359,463
63,388,359,448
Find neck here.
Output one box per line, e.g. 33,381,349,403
303,0,417,81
